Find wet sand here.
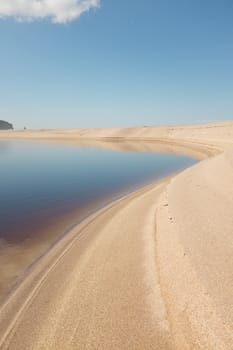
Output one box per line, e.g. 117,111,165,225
0,122,233,349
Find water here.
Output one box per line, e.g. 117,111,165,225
0,140,196,243
0,140,196,301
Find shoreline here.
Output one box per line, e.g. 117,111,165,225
0,177,172,349
0,141,195,306
0,122,232,349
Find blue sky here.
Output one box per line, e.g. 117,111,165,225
0,0,233,129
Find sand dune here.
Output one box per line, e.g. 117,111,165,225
1,120,232,150
0,122,233,349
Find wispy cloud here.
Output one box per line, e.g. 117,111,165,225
0,0,100,23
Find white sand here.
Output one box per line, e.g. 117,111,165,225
0,121,233,349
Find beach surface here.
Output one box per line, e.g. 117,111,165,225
0,121,233,349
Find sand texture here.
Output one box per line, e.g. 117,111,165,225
0,121,233,349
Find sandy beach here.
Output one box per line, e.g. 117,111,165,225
0,121,233,349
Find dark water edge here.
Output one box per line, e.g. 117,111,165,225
0,140,197,303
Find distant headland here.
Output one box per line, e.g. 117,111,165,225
0,120,13,130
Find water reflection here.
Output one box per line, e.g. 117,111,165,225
0,141,11,155
0,139,197,302
0,140,196,243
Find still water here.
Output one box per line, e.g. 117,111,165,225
0,140,196,244
0,140,197,301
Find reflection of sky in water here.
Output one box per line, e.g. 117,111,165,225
0,140,196,242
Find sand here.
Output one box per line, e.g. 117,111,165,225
0,121,233,349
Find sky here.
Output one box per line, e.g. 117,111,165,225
0,0,233,129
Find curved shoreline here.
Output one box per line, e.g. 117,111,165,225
0,122,233,349
0,177,172,349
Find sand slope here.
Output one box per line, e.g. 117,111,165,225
0,181,173,350
157,153,233,349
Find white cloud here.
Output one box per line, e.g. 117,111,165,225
0,0,100,23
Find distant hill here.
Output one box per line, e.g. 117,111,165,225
0,120,13,130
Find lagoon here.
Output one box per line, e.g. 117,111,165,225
0,140,195,301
